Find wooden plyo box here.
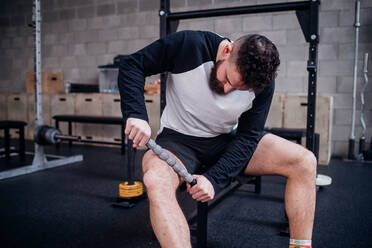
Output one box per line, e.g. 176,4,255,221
50,94,76,136
26,72,64,94
7,94,28,122
101,93,160,143
283,95,333,165
144,83,161,95
265,94,285,129
102,93,122,143
0,94,7,121
0,94,8,137
75,93,104,141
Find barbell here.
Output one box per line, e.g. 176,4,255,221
34,125,81,145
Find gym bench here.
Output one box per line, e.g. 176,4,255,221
193,128,320,248
0,120,27,161
53,115,126,154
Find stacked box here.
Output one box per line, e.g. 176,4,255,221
283,95,333,165
50,94,76,136
102,93,122,143
26,72,64,94
265,94,284,129
0,94,8,137
75,93,104,141
0,94,7,120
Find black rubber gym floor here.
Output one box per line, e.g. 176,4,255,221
0,140,371,248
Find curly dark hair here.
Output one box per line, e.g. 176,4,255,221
233,34,280,92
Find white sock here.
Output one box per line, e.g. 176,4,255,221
289,239,312,247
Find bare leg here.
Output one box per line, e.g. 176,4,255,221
142,150,191,248
244,133,317,240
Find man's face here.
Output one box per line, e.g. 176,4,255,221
209,59,250,95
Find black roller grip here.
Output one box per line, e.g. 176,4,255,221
190,179,197,187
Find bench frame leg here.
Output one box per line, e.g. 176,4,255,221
197,202,208,248
19,126,25,161
4,127,10,160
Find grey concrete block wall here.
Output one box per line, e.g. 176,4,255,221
0,0,371,159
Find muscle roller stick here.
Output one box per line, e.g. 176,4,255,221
146,139,197,186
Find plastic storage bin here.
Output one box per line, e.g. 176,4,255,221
98,65,119,93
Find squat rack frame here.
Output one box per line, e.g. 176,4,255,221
158,0,320,153
158,1,319,246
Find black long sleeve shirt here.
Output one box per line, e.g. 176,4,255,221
118,30,274,192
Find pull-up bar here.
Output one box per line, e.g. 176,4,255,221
165,1,310,21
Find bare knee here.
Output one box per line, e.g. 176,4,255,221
290,149,317,180
143,167,170,193
142,154,179,196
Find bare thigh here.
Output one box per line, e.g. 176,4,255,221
244,133,310,177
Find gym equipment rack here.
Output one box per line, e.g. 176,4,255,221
158,1,321,247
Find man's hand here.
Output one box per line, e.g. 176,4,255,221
125,117,151,148
186,175,215,202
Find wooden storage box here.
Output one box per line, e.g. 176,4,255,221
283,95,333,165
7,94,28,121
0,94,7,121
26,72,64,94
265,94,284,129
102,93,122,143
50,94,76,136
144,83,161,95
75,93,104,141
0,94,7,137
102,93,121,117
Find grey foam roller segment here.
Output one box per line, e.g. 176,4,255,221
147,139,196,185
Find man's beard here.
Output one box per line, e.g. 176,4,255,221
209,60,226,95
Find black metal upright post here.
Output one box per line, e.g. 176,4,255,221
159,0,170,114
197,202,208,248
127,139,136,185
305,0,320,152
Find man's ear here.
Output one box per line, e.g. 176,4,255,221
217,40,234,61
221,42,234,59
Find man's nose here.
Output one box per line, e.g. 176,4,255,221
224,83,235,93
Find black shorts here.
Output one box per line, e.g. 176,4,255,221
155,127,234,174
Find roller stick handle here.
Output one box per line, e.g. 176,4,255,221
190,178,197,187
146,138,197,186
363,53,368,73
